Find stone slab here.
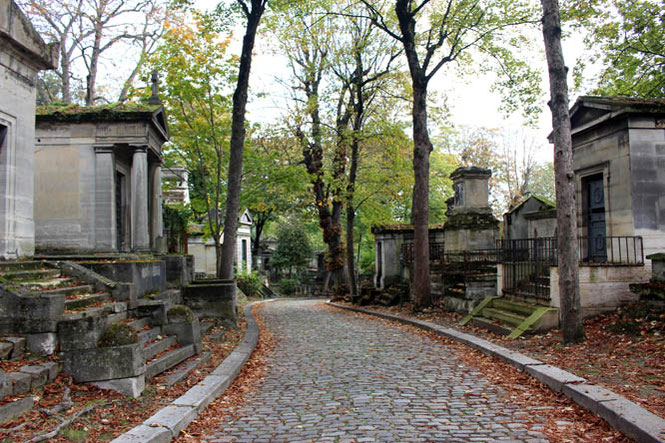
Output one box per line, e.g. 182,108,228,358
597,396,665,443
94,375,145,398
110,424,172,443
144,405,197,437
562,383,621,414
165,351,210,386
171,374,232,411
0,342,12,359
7,371,31,395
20,365,48,389
4,337,25,360
39,361,61,381
26,332,57,356
524,363,587,393
0,396,34,424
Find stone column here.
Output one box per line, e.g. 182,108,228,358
150,162,165,252
131,146,150,251
94,145,116,251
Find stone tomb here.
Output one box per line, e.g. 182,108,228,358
34,103,168,253
0,0,58,258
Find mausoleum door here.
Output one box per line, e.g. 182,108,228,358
587,176,607,262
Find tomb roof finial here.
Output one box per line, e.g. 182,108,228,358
148,70,162,105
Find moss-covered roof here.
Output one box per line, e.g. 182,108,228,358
372,223,446,234
506,194,555,215
36,102,162,123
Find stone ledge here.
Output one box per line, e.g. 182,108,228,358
110,300,267,443
329,302,665,442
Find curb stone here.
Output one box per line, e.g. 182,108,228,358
329,301,665,443
111,300,267,443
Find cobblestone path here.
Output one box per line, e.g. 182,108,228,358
204,300,550,442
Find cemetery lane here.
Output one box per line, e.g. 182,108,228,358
200,299,554,442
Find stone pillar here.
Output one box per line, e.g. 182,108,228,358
150,162,165,252
94,145,116,251
131,146,150,251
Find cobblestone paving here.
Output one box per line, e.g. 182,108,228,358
204,300,550,442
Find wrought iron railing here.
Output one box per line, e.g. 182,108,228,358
401,242,445,266
497,236,644,266
497,236,644,300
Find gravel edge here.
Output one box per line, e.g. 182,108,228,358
329,301,665,443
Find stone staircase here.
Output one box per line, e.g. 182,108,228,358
460,296,558,339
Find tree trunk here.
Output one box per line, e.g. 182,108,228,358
395,0,432,309
540,0,585,343
85,24,103,106
219,1,266,280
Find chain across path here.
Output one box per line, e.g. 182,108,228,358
202,299,551,442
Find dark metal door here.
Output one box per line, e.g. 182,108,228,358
587,177,607,262
116,172,123,251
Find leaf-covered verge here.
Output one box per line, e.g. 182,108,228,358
0,315,247,442
341,299,665,422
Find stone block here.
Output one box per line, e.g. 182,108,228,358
39,361,61,381
20,365,48,389
17,294,65,333
0,371,12,398
0,342,12,359
58,312,108,351
524,364,586,393
162,319,201,353
172,374,230,411
562,383,621,414
597,396,665,443
4,337,25,360
144,405,197,437
7,371,32,395
26,332,57,356
110,425,172,443
183,281,237,321
64,343,145,382
93,374,145,398
0,396,34,424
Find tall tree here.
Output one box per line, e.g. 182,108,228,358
145,13,235,276
541,0,585,343
219,0,268,280
361,0,540,308
569,0,665,97
20,0,168,105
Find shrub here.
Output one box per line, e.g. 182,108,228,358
279,277,299,296
237,271,263,298
99,322,138,347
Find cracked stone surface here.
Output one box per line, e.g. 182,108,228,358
203,300,550,442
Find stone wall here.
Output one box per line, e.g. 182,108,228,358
0,0,58,258
549,264,651,318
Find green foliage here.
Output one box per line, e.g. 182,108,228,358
167,305,195,323
237,271,263,298
163,204,191,253
279,277,299,295
567,0,665,97
271,221,313,276
99,323,138,347
606,302,665,335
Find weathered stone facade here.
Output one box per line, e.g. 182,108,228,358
569,96,665,259
34,104,168,253
503,195,556,240
0,0,58,258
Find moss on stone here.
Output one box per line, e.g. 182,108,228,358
167,305,195,323
99,322,138,347
444,211,499,230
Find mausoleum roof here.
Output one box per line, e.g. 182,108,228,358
36,102,162,122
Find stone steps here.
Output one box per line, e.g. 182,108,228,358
0,268,61,282
163,351,211,386
64,292,110,310
481,307,527,327
42,284,94,297
127,317,151,331
138,326,163,345
145,344,195,380
0,260,44,273
144,336,177,360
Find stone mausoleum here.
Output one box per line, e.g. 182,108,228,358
34,102,168,253
0,0,58,258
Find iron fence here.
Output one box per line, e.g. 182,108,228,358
401,242,445,266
